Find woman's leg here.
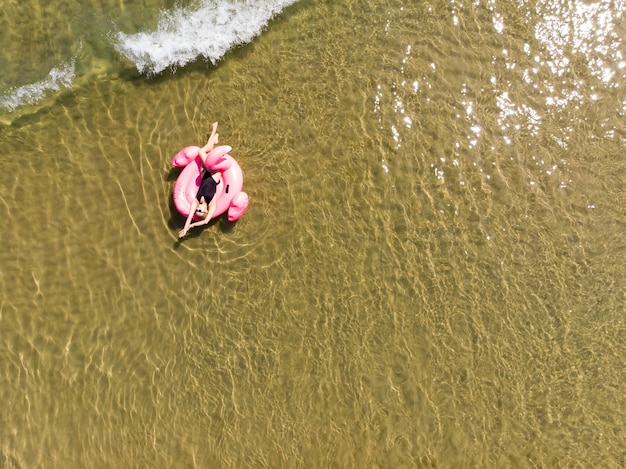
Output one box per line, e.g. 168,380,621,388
199,122,219,165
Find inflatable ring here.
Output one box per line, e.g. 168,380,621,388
172,145,248,222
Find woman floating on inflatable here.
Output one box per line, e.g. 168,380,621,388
173,122,248,238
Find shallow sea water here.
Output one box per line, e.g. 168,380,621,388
1,0,626,467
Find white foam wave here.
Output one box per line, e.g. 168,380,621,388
0,61,76,112
114,0,299,74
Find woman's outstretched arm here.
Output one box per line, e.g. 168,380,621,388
178,199,200,238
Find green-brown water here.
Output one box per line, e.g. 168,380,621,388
1,0,625,467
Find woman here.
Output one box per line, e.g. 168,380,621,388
178,122,223,238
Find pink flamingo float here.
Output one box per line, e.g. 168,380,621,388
172,145,248,222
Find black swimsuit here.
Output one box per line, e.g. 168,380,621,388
196,171,219,203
